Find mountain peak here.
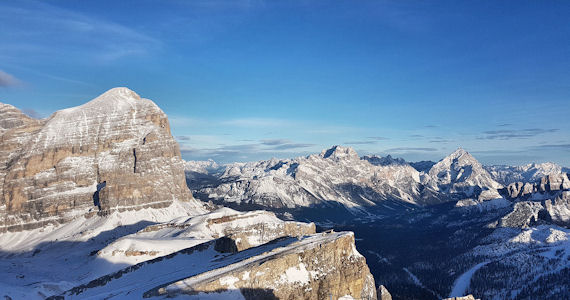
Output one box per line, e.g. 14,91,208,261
320,145,358,160
449,147,469,158
96,87,141,101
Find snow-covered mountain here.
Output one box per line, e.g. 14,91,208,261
188,145,424,218
0,87,206,232
187,146,505,217
421,148,503,204
486,162,565,185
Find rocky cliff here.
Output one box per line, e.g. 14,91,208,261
148,231,377,300
503,172,570,199
0,87,204,232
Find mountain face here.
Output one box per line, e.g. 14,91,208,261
363,154,407,166
421,148,503,203
486,162,565,186
0,88,205,232
188,145,424,218
187,146,504,217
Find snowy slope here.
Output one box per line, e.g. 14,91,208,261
421,148,503,203
191,146,423,215
188,147,509,216
0,204,315,299
486,162,564,185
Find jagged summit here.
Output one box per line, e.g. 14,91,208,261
423,148,502,201
363,154,407,166
320,145,359,160
446,147,471,160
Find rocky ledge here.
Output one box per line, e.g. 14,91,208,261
148,231,376,300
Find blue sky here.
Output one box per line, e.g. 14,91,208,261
1,1,569,165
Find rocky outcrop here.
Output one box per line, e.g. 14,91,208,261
499,192,570,228
0,88,203,232
503,173,570,199
377,284,392,300
500,201,546,228
149,231,377,300
97,208,316,263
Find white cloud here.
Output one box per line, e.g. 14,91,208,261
0,70,21,87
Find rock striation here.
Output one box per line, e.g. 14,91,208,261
149,231,377,300
0,88,203,232
97,208,316,264
503,173,570,199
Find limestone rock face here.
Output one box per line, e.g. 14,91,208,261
544,191,570,225
0,88,202,232
500,201,546,228
499,192,570,228
378,284,392,300
504,173,570,199
154,232,377,300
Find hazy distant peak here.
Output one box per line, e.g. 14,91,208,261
320,145,359,160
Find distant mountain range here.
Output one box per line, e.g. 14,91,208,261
186,146,567,218
185,147,570,299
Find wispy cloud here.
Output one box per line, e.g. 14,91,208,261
223,118,294,128
271,143,314,150
344,140,377,145
176,136,192,142
429,137,451,143
260,139,290,146
0,1,161,63
385,147,438,152
529,144,570,151
0,70,21,87
478,128,559,140
180,137,316,162
367,136,389,141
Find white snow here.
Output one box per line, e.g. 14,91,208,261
449,262,490,298
281,263,310,285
